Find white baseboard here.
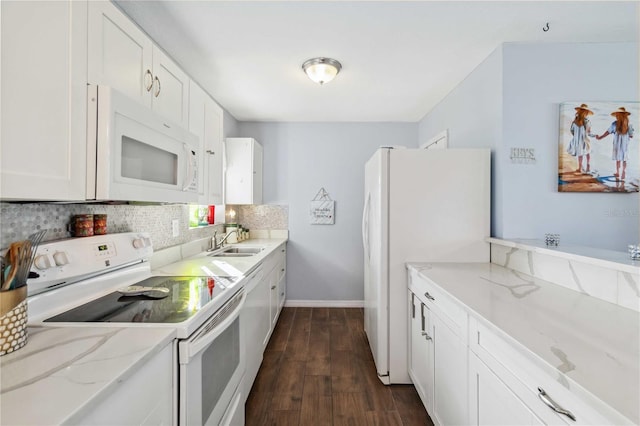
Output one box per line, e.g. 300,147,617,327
284,300,364,308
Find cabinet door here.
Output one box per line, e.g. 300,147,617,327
225,138,262,205
88,1,153,107
277,246,287,309
408,294,434,414
269,266,279,328
151,46,189,128
1,0,88,201
469,353,544,426
432,312,468,426
188,81,208,204
252,140,263,204
204,97,224,205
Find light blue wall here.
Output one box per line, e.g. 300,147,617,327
501,42,638,250
418,42,639,250
238,122,418,301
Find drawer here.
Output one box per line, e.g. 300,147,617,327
469,316,631,425
409,268,468,341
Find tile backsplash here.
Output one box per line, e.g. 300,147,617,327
0,203,223,251
227,204,288,230
1,203,289,251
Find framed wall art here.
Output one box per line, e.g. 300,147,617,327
558,101,638,193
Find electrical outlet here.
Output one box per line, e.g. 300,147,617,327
172,219,180,237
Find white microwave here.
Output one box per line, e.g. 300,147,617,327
86,85,199,203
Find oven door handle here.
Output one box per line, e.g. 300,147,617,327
179,291,246,364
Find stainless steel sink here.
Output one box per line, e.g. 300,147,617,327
223,247,263,254
208,246,264,257
210,252,255,257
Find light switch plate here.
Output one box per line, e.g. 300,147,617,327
172,219,180,237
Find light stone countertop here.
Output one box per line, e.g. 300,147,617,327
0,326,176,425
153,237,288,277
488,237,640,274
407,262,639,424
0,235,288,425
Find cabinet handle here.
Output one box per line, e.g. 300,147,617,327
537,388,576,421
281,249,285,252
424,292,435,301
411,293,416,318
154,76,161,97
281,268,285,272
420,303,426,331
421,331,432,341
145,69,154,92
271,285,276,290
206,150,215,155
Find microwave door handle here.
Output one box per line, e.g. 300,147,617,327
179,291,246,363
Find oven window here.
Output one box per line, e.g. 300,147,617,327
121,136,177,185
201,316,240,422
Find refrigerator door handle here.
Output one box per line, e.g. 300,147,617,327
362,193,371,261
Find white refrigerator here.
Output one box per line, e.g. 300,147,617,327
362,147,490,384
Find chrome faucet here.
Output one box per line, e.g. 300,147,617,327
211,229,237,250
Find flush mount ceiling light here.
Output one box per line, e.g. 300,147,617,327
302,57,342,85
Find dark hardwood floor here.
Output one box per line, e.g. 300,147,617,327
245,307,434,425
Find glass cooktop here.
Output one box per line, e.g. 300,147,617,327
44,275,241,324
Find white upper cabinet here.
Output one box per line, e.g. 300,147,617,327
1,0,88,201
88,1,152,106
88,1,189,128
150,46,189,128
188,81,224,205
225,138,263,205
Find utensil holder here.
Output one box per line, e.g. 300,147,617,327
0,286,28,356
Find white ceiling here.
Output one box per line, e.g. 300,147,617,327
116,1,638,122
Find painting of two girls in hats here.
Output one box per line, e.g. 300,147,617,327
559,102,638,192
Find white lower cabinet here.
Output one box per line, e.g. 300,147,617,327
469,353,544,426
408,293,434,413
240,243,287,410
71,342,173,425
408,267,626,426
407,285,467,426
432,313,468,425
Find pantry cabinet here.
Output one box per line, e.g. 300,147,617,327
88,1,189,128
225,138,263,205
1,0,88,201
188,81,225,205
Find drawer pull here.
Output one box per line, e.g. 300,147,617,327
271,285,276,290
424,292,435,301
421,331,432,341
537,387,576,421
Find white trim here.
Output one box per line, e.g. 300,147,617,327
420,129,449,150
284,299,364,308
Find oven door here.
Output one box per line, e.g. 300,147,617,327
178,289,246,426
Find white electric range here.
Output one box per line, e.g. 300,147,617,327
26,232,248,426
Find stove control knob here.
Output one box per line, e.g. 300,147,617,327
53,251,70,266
34,254,54,270
132,238,146,249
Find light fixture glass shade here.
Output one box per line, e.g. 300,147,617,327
302,57,342,85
